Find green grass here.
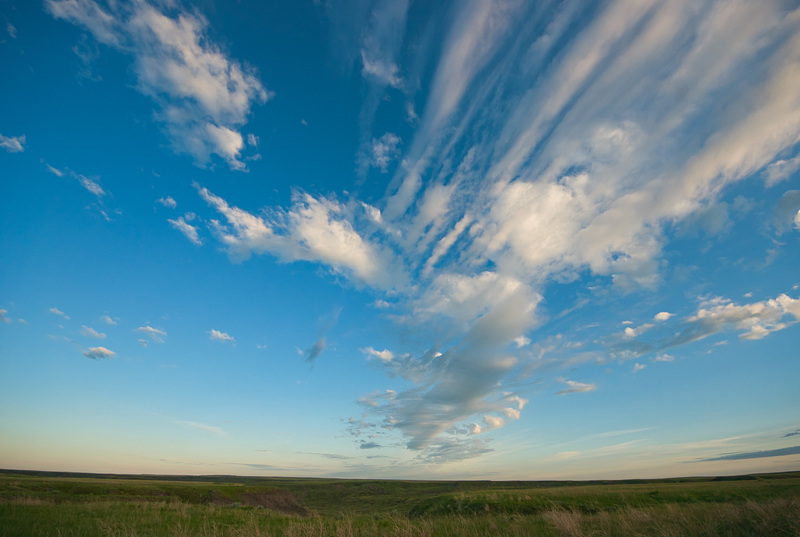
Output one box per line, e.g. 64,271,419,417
1,470,799,536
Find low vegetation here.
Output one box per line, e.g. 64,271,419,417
1,470,798,536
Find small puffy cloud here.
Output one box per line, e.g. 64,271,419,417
483,415,504,431
6,21,17,38
83,346,115,359
0,309,10,323
136,325,166,343
633,363,646,373
78,175,105,197
49,307,69,320
654,312,673,321
362,346,394,363
168,215,202,245
208,329,234,343
0,133,25,153
513,336,531,348
654,354,674,362
80,325,106,339
369,133,401,172
99,315,117,325
557,379,597,395
157,196,177,208
623,323,653,338
137,339,149,347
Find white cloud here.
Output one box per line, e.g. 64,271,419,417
765,154,800,186
362,347,394,363
199,185,403,289
46,164,65,177
361,50,402,88
0,309,10,324
687,293,800,341
80,325,106,339
46,0,269,170
369,133,401,172
99,315,116,325
633,363,646,373
7,21,17,38
208,329,234,343
78,175,105,197
514,336,531,348
482,414,504,431
358,0,409,89
83,346,115,359
654,312,673,321
654,354,674,362
0,133,25,153
157,196,177,208
168,215,202,245
136,325,166,343
557,380,597,395
49,307,69,320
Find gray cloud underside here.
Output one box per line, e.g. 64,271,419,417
698,445,800,461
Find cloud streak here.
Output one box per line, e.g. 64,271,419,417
698,446,800,462
46,0,269,170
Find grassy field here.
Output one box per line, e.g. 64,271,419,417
1,470,799,536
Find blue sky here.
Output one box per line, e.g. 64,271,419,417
1,0,799,480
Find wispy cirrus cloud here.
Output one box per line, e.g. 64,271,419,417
168,214,202,245
557,380,597,396
78,175,105,197
163,415,226,437
136,325,166,343
80,325,106,339
0,133,25,153
698,445,800,462
46,0,269,170
49,307,69,320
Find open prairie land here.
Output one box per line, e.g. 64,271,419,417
1,470,799,536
